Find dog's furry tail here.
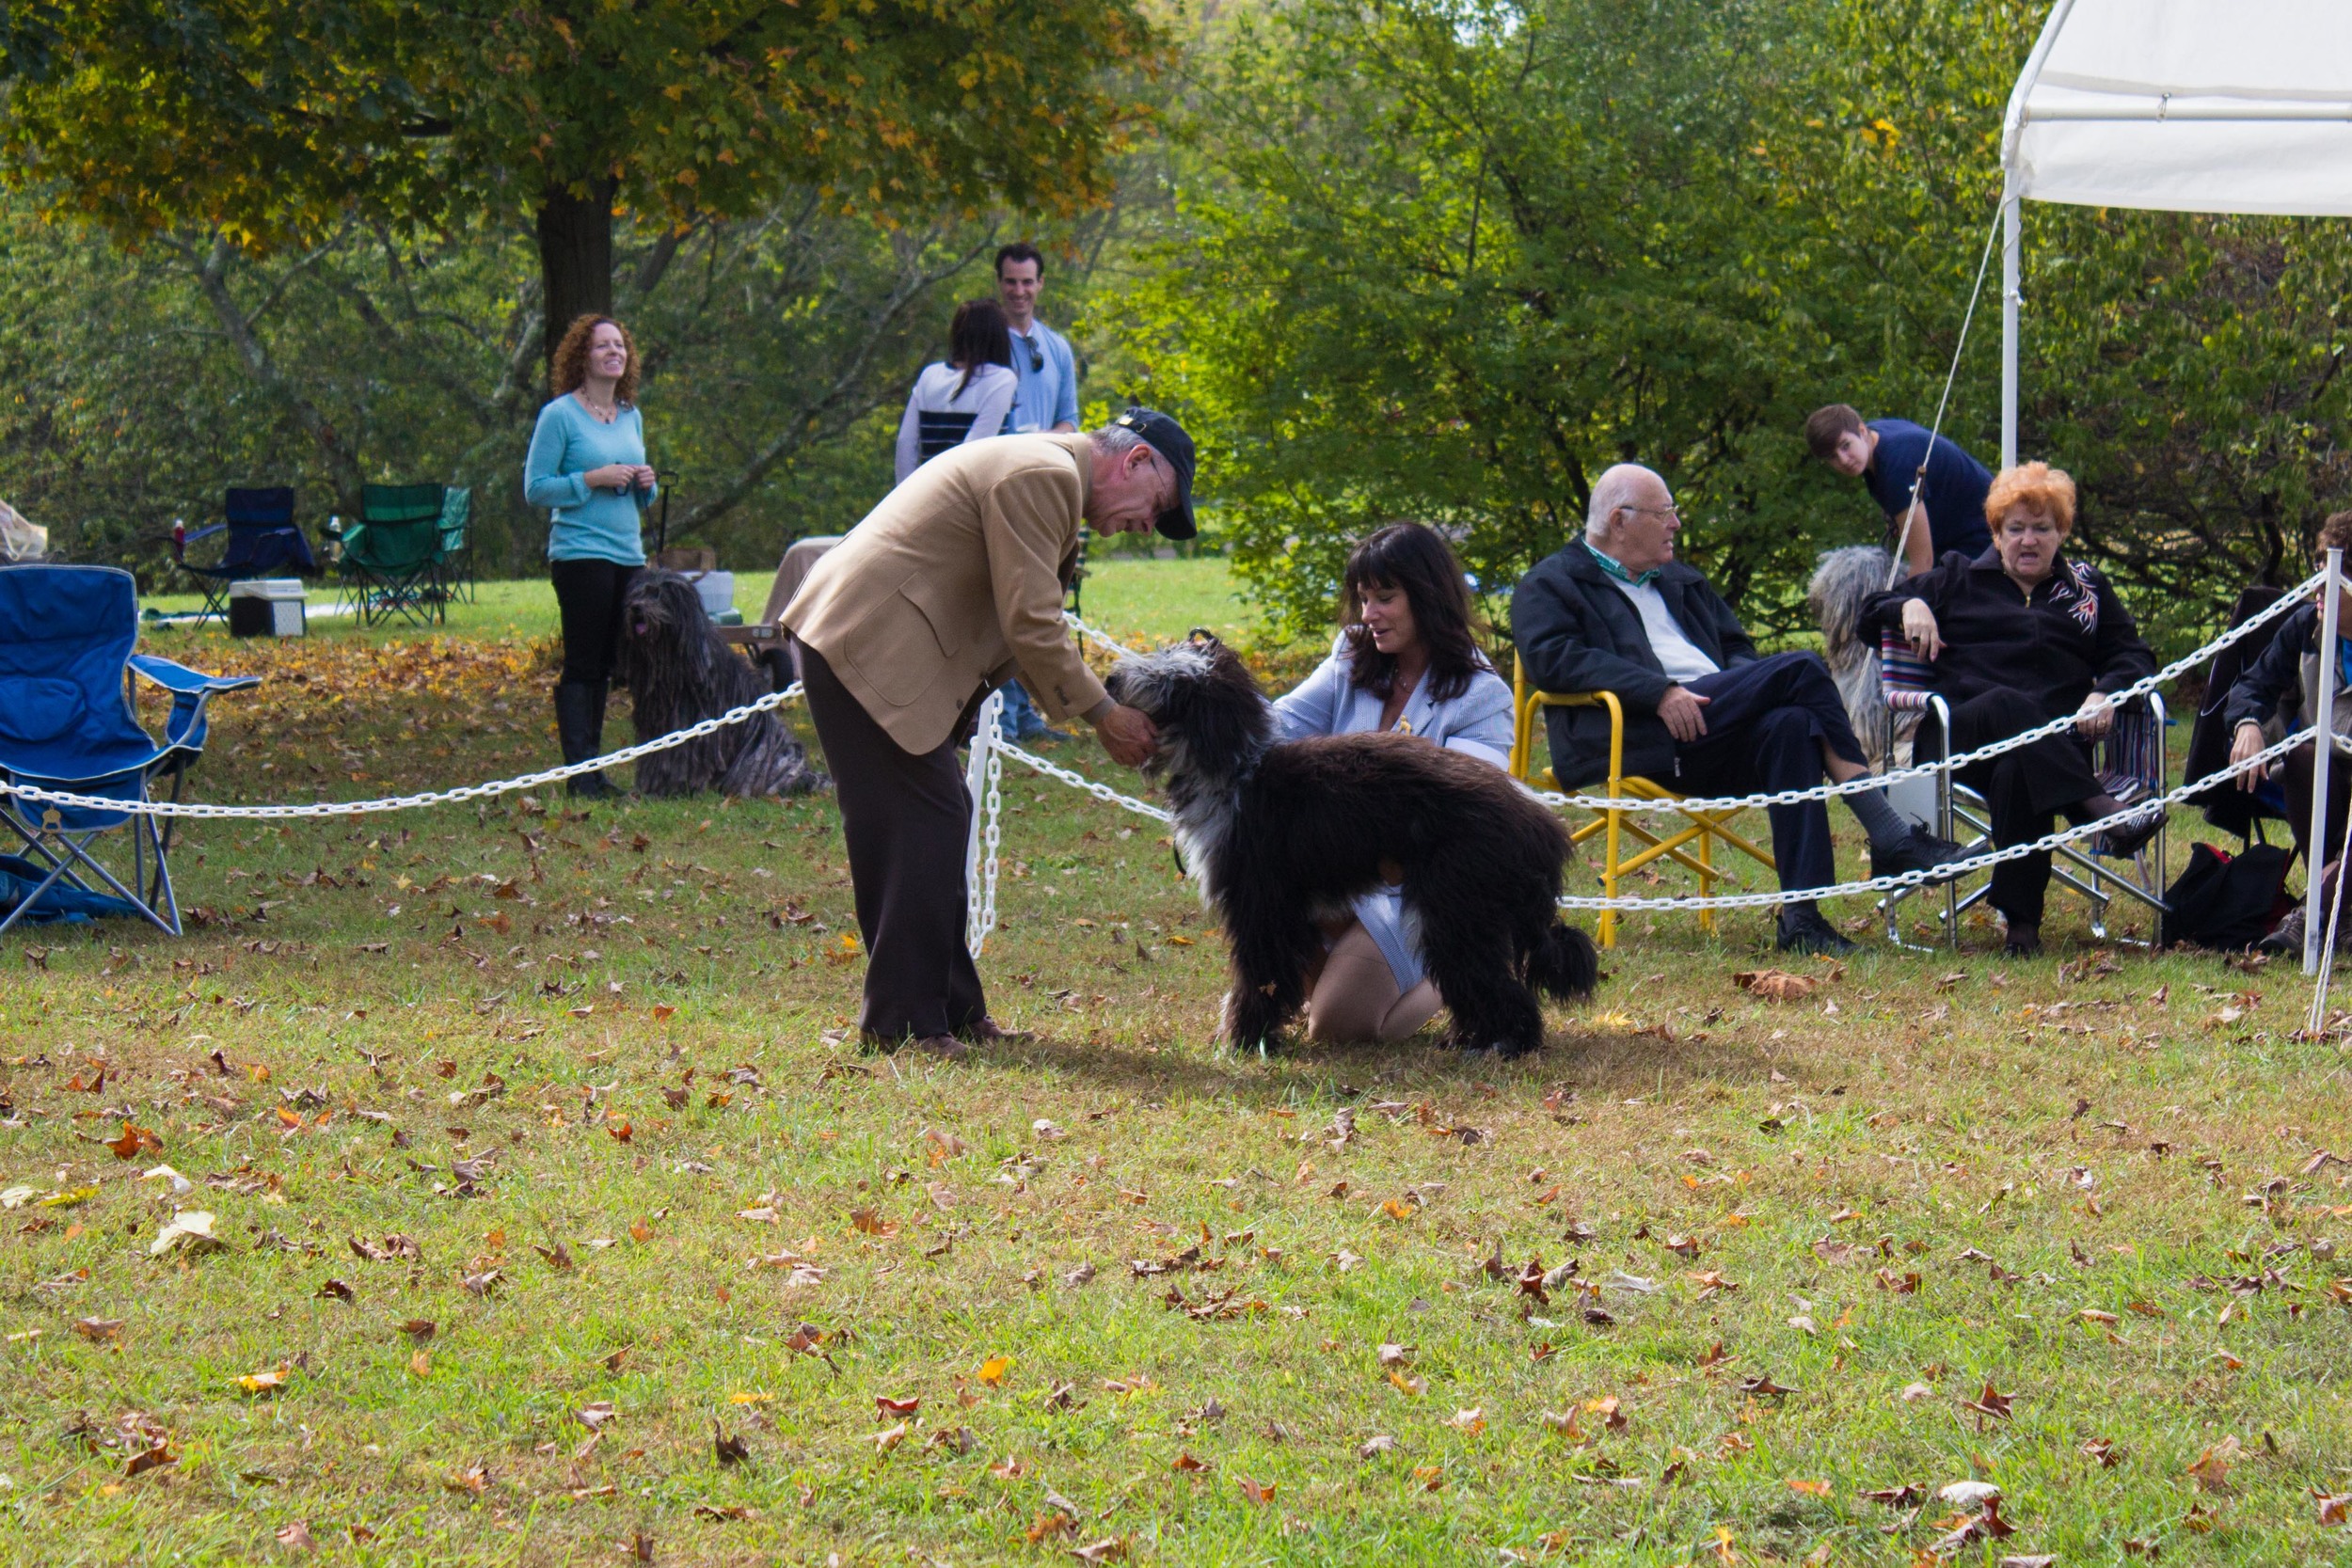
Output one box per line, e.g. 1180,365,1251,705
1528,920,1600,1003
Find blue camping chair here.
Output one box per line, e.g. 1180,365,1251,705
0,566,258,937
170,487,317,625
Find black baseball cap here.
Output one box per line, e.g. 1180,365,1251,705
1113,406,1197,540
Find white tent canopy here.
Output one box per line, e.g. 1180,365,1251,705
1995,0,2352,979
1997,0,2352,463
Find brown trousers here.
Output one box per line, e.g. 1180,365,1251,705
798,642,985,1041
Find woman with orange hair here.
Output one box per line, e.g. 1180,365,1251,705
525,314,659,797
1861,462,2160,956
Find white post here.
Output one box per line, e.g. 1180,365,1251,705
2306,549,2344,975
964,691,1001,954
2000,193,2022,469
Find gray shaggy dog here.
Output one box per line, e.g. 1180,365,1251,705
614,570,828,799
1808,544,1897,767
1104,633,1598,1057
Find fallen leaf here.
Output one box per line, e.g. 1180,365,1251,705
149,1210,225,1257
71,1317,124,1342
1236,1476,1277,1505
236,1363,293,1396
275,1520,315,1551
1734,969,1818,1002
713,1422,751,1466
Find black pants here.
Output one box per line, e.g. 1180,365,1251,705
1673,652,1867,894
2282,742,2352,871
1943,686,2102,927
550,558,642,686
798,642,985,1041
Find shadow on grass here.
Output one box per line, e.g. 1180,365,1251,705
984,1013,1775,1107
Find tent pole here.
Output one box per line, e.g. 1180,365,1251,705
2000,194,2021,468
2307,548,2344,976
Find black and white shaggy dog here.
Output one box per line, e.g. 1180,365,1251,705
614,570,828,799
1104,634,1598,1056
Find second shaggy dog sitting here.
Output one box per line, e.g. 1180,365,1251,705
1105,634,1598,1056
614,571,829,798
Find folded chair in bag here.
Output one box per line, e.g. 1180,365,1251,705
0,565,258,937
1875,630,2168,949
170,487,316,625
338,483,448,626
1509,655,1777,948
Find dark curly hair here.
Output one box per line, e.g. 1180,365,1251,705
1340,522,1488,704
549,313,641,407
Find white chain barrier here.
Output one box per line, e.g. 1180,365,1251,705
964,691,1006,958
1078,588,2328,817
1524,564,2328,814
0,684,804,820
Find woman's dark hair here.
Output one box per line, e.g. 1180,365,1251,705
948,299,1013,395
1341,522,1487,703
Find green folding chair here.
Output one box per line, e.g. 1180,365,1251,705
435,486,475,606
340,483,448,626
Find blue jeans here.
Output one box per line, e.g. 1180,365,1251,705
996,680,1057,739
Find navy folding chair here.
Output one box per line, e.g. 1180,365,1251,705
170,487,316,625
0,566,258,937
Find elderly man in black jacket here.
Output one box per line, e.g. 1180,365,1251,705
1513,463,1958,954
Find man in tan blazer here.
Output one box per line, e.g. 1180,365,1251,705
784,408,1194,1056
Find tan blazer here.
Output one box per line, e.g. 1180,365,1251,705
783,434,1104,753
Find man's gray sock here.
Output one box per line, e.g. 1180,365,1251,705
1843,785,1912,849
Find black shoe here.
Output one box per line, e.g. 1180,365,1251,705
2002,921,2042,958
2259,909,2305,955
2094,804,2166,860
1871,826,1968,884
1776,907,1859,956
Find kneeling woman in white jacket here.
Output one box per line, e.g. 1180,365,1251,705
1271,522,1518,1043
894,299,1018,483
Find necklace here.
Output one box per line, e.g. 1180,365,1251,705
579,389,618,423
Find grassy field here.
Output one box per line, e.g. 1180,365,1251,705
4,563,2350,1565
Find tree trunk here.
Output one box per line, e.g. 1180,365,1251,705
535,177,617,386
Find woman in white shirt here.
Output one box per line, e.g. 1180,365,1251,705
894,299,1019,483
1271,522,1518,1043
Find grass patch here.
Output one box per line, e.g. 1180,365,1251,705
3,567,2350,1564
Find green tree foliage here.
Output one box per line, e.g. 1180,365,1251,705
0,0,1158,374
0,185,996,579
1113,0,2352,652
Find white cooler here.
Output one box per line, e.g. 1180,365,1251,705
228,578,308,638
683,570,735,622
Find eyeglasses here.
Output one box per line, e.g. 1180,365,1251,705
1026,344,1044,373
1616,503,1680,521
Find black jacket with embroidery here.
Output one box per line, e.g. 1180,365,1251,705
1511,543,1756,787
1860,546,2154,717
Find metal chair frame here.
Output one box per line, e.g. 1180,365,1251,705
1877,689,2169,951
1509,656,1777,947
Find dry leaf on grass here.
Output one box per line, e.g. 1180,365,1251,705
1734,969,1817,1002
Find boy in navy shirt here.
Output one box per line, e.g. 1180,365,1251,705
1806,404,1994,576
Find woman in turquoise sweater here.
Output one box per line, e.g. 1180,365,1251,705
525,313,657,797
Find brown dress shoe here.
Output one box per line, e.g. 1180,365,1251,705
908,1034,970,1061
963,1017,1034,1044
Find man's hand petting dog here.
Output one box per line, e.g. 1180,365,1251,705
1094,703,1159,768
1658,685,1710,743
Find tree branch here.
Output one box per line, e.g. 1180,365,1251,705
178,234,366,508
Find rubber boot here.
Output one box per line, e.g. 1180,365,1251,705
554,681,614,799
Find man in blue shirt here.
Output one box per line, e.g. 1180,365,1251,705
1806,404,1994,576
995,243,1080,435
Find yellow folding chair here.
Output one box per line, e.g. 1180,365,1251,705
1509,655,1776,946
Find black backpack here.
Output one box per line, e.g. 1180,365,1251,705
2158,842,2293,949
